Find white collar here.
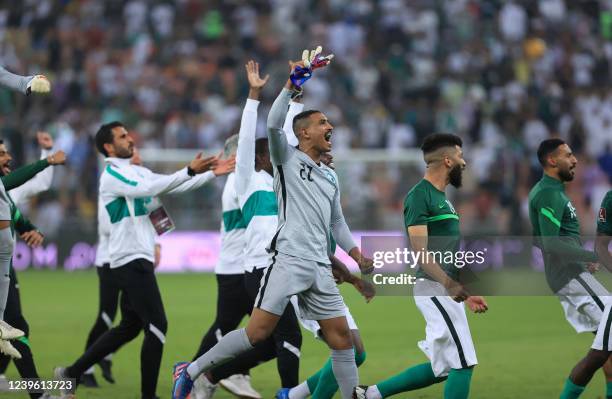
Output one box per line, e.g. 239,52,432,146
104,157,131,167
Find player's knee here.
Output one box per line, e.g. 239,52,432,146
246,327,268,345
153,314,168,334
588,349,610,368
275,329,302,355
326,326,353,350
291,329,303,347
147,319,168,345
275,325,302,344
246,324,273,345
118,323,142,341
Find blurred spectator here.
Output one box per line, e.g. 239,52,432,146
0,0,608,234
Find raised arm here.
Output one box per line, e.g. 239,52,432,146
0,65,33,94
267,86,293,165
2,150,64,191
103,153,217,198
0,66,50,95
164,171,215,194
268,50,333,164
104,165,192,198
236,60,268,194
235,99,259,194
283,100,304,147
10,132,56,206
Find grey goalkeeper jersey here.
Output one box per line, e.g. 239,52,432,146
266,88,356,264
0,65,36,221
0,66,34,95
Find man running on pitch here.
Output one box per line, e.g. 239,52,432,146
172,47,373,399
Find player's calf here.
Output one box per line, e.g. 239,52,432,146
318,317,358,399
570,349,610,386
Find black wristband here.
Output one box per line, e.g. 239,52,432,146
290,86,303,100
187,166,196,176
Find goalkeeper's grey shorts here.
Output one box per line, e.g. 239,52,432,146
254,251,346,321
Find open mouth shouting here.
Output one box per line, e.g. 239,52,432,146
1,161,10,175
324,130,332,146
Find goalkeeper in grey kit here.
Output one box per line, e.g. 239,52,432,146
172,47,373,399
0,66,50,351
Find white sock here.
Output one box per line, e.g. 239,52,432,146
104,353,112,361
187,328,253,379
366,385,382,399
84,366,95,375
288,381,310,399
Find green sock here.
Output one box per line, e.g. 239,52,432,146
560,378,585,399
17,336,30,348
444,368,473,399
607,381,612,399
377,362,445,397
308,350,366,399
306,358,328,393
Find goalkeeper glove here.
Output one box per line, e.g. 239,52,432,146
289,46,334,88
26,75,51,95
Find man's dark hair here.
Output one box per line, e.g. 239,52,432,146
255,137,268,157
292,110,322,134
0,139,4,145
95,121,124,157
537,138,566,167
420,133,463,154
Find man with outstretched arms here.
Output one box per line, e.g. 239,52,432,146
54,121,233,399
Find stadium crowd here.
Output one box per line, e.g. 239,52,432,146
0,0,610,235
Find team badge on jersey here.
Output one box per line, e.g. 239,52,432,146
445,200,457,214
323,170,336,185
567,202,577,219
600,207,607,223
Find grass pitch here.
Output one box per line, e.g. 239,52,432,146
3,270,608,398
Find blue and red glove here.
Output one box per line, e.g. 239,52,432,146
289,46,334,88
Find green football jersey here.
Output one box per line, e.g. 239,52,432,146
528,174,597,292
598,190,612,236
403,179,460,281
